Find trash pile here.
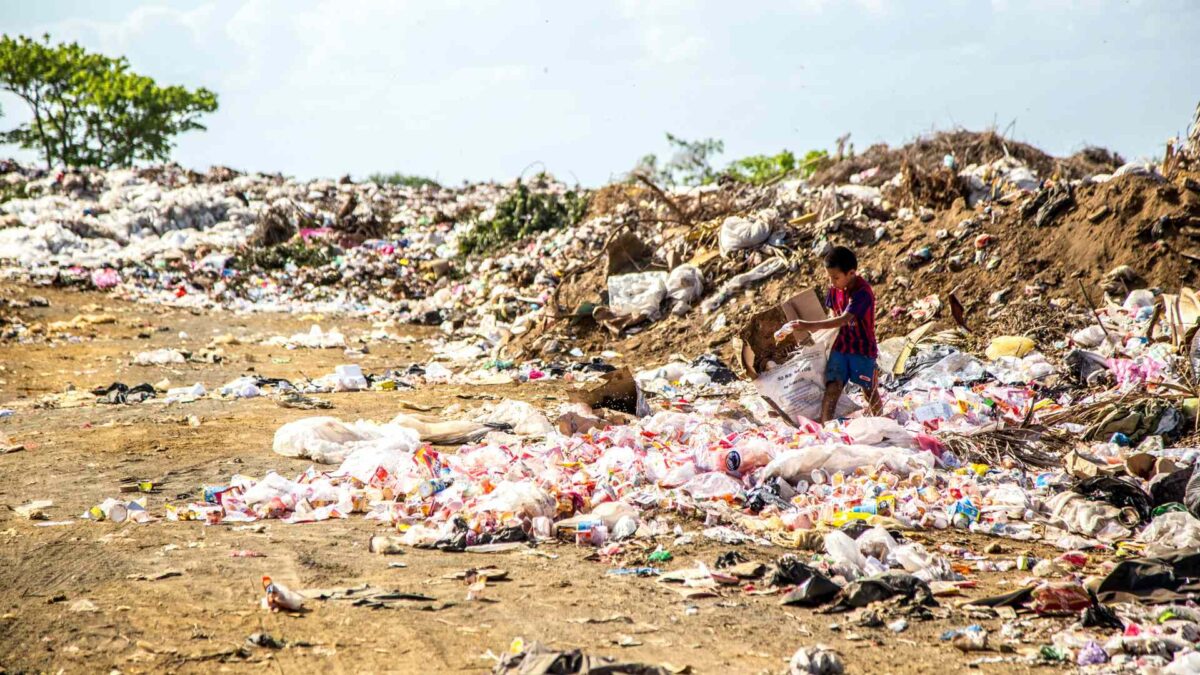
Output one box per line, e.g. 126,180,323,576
36,272,1178,668
9,115,1200,670
539,146,1200,365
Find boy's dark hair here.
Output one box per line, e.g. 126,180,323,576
824,246,857,273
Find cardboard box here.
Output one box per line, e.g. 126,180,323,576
738,289,859,424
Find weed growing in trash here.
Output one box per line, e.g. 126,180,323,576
457,177,589,256
233,239,337,271
366,172,441,189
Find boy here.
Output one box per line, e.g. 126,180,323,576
775,246,881,422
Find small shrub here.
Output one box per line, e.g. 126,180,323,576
457,180,588,256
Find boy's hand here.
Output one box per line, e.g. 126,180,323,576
773,321,802,343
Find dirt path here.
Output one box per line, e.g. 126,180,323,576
0,287,1073,674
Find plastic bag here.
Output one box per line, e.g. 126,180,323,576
856,525,899,560
1044,490,1132,542
1137,511,1200,556
752,327,859,423
608,271,668,320
763,443,936,483
985,336,1035,360
474,480,556,520
134,349,186,366
841,417,915,447
482,399,553,436
701,258,786,313
666,264,704,314
824,530,867,577
273,417,371,459
718,216,770,256
274,417,420,466
680,472,745,500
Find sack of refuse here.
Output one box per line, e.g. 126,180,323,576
473,480,556,520
666,264,704,314
719,216,770,256
607,271,668,320
272,416,419,464
762,443,936,483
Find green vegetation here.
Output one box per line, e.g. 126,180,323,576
725,149,831,184
457,178,588,256
367,172,441,189
234,239,336,271
635,133,725,187
0,34,218,169
725,150,797,184
636,133,831,186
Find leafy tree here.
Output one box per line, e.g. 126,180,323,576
634,133,725,187
798,149,831,178
0,34,217,169
724,148,830,184
726,150,797,185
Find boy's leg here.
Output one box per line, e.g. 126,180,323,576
865,370,883,416
820,380,844,423
822,351,850,423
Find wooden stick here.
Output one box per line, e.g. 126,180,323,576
633,173,689,224
1077,279,1115,347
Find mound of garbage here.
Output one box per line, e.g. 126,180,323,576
13,109,1200,670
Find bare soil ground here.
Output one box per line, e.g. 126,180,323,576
0,287,1076,674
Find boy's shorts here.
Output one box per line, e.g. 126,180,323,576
826,350,877,391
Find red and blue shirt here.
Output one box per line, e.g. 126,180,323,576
826,277,878,358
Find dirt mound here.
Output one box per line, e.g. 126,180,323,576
531,169,1200,367
809,129,1122,188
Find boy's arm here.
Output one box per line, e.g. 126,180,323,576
775,313,852,341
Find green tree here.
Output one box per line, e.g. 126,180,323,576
0,34,217,169
724,148,830,184
725,150,797,185
634,133,725,187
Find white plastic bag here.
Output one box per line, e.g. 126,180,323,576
718,216,770,256
273,417,369,459
481,399,553,436
824,530,867,577
273,416,420,465
474,480,556,519
701,258,786,313
608,271,668,320
666,264,704,314
1137,511,1200,556
856,525,899,560
680,472,744,500
752,327,859,423
763,443,936,483
134,349,186,366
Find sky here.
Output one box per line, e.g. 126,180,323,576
0,0,1197,186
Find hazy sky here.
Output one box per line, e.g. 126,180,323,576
1,0,1197,185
